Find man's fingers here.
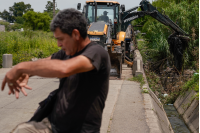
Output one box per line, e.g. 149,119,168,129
10,88,14,94
8,83,19,94
8,90,12,95
24,85,32,90
21,85,32,96
8,86,15,94
21,88,27,96
15,90,19,99
20,85,32,97
1,78,6,91
14,82,21,90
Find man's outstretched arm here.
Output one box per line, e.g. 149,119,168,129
1,55,94,98
17,55,94,78
29,56,52,77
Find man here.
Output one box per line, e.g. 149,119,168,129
1,8,111,133
99,11,109,22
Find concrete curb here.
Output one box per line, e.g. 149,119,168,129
174,90,199,133
132,50,143,76
132,50,174,133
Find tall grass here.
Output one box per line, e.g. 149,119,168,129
0,30,59,67
140,0,199,70
136,0,199,103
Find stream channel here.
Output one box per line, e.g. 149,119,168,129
163,104,191,133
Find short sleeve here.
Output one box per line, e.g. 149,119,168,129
51,50,66,60
81,44,108,71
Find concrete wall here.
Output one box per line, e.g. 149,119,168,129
0,25,5,32
133,50,174,133
174,90,199,133
132,50,143,76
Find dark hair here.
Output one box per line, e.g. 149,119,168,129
50,8,87,39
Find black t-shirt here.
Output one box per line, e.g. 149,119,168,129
49,42,111,133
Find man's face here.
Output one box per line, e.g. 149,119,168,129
54,28,78,56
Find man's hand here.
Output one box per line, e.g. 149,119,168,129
1,56,52,99
1,67,32,99
9,74,32,98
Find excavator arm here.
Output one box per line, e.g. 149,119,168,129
121,0,188,36
120,0,189,71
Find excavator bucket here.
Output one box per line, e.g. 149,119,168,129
109,51,122,78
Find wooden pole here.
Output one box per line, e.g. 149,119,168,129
53,0,55,17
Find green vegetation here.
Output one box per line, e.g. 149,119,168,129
137,36,149,63
0,2,33,23
0,21,23,31
142,88,149,93
138,38,199,103
181,73,199,98
0,1,59,32
146,71,163,92
23,11,51,31
145,69,167,102
166,73,199,103
0,1,61,68
0,10,52,32
129,74,145,88
134,0,199,103
134,0,199,70
0,21,11,31
0,30,59,68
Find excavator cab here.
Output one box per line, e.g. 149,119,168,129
78,1,124,78
77,1,121,42
80,1,119,25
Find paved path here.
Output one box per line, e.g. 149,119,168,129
0,65,149,133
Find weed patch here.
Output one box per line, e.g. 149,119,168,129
0,30,59,67
129,74,145,88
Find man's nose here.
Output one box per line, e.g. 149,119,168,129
57,41,62,47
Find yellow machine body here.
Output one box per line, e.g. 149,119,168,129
86,0,133,78
86,0,119,4
112,31,126,50
87,24,108,35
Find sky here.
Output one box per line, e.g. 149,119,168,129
0,0,153,13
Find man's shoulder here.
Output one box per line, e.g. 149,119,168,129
51,50,67,60
81,42,110,71
87,42,106,51
87,42,109,57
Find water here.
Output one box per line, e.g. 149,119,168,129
163,104,191,133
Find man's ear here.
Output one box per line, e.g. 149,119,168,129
72,29,81,40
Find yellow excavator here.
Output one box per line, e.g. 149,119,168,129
77,0,189,78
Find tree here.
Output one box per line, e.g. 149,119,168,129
23,11,51,31
0,10,14,22
46,9,60,18
15,16,24,24
45,1,54,12
9,2,33,17
0,2,33,23
44,1,60,18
